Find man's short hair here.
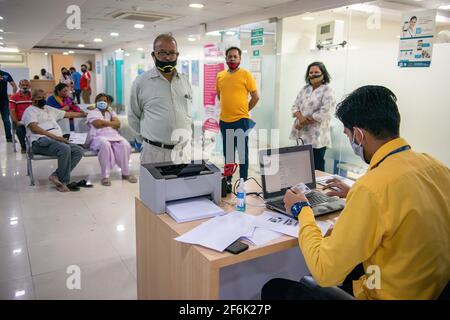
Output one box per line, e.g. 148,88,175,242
336,85,400,139
32,89,45,100
70,67,76,71
153,34,178,50
225,46,242,57
81,64,87,68
19,79,30,86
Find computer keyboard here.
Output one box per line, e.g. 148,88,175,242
305,191,331,206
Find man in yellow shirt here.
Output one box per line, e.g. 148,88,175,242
262,85,450,300
216,47,259,181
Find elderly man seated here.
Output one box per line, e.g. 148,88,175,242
22,89,87,192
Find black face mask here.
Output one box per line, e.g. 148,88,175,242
36,99,46,108
154,56,177,73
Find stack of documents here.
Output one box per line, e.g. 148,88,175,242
166,197,225,223
175,210,333,252
68,132,88,145
316,175,356,187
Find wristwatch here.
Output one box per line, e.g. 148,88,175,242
290,201,311,219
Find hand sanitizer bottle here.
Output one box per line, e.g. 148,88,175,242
236,178,246,212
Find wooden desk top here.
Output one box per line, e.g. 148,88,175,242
138,170,341,269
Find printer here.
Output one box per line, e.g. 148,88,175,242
139,160,222,214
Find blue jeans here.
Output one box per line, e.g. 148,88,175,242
32,137,84,184
0,97,12,140
219,118,254,181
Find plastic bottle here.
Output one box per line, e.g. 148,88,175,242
236,178,246,212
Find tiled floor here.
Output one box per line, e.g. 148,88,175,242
0,129,260,300
0,134,140,300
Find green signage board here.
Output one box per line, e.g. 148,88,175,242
251,28,264,37
253,50,260,57
251,37,264,46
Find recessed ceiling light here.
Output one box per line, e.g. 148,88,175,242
134,24,144,29
225,31,235,36
63,52,69,55
0,29,4,33
302,16,315,21
188,36,196,41
93,38,103,42
116,225,125,232
242,50,248,53
189,3,204,9
438,5,450,10
44,52,48,55
137,47,144,51
68,50,74,54
77,43,85,48
124,52,130,56
0,47,19,53
0,16,3,20
110,32,119,37
0,37,3,40
206,31,221,36
0,42,3,45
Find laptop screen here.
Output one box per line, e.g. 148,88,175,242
259,145,316,199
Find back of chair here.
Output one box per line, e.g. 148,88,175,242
438,281,450,300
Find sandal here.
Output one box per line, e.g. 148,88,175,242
76,179,94,188
122,175,137,183
66,182,81,192
101,178,112,186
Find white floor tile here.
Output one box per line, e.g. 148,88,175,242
32,257,136,300
0,276,35,300
0,242,32,282
28,229,121,276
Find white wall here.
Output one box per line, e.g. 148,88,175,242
26,52,51,79
279,12,450,167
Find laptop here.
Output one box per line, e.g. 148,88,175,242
259,145,345,218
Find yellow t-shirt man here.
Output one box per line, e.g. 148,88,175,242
216,68,257,123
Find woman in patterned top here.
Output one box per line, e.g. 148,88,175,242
290,62,335,171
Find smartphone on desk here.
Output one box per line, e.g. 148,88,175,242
225,240,249,254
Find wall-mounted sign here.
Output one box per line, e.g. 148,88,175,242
398,9,436,68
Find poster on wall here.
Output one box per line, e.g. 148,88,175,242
203,43,224,58
180,60,190,76
398,9,436,68
191,60,199,86
203,63,224,133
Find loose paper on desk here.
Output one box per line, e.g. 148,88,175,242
255,211,332,238
68,132,88,145
240,227,282,246
166,197,225,223
316,175,356,187
174,211,255,252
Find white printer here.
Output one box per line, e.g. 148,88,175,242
139,160,222,214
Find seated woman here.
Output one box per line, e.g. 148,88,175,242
87,93,137,186
47,83,80,112
47,83,81,131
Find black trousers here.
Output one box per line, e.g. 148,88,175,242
313,147,327,172
261,264,365,300
0,98,12,140
14,123,26,150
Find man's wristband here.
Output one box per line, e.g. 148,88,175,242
291,201,311,219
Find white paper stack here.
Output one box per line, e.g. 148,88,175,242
166,197,225,223
175,211,255,252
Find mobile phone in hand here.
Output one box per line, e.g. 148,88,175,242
225,240,249,254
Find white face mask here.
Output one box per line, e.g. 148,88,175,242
96,101,108,110
350,128,367,163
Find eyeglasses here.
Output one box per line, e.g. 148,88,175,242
155,50,179,58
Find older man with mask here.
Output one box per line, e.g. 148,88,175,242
129,34,192,164
9,79,32,153
22,89,87,192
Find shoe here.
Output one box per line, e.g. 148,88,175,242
101,177,112,186
76,179,94,188
66,182,81,191
6,138,13,143
21,149,26,154
122,175,137,183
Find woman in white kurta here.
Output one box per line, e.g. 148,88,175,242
87,93,137,186
290,62,335,171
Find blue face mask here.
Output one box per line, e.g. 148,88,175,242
96,101,108,110
350,128,367,163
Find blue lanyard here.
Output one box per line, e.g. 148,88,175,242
378,145,411,165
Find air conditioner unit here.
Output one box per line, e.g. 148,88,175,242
316,20,345,49
109,10,178,23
